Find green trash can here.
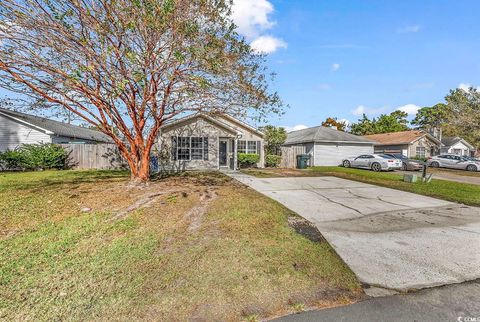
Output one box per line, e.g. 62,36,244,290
296,154,311,169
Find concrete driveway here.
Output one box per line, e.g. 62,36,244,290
230,173,480,294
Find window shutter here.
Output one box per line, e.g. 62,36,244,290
171,136,177,161
256,141,261,155
203,137,208,161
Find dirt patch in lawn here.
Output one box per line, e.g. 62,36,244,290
0,170,362,321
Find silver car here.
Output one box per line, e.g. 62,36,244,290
427,154,480,172
342,154,402,172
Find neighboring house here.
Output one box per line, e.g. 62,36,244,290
282,126,375,166
363,130,441,158
0,108,112,151
440,136,475,156
157,113,264,171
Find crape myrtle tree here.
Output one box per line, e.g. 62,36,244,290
0,0,283,183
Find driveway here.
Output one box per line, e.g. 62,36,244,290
230,173,480,294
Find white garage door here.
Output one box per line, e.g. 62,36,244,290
314,143,374,166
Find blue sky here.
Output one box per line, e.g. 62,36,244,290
233,0,480,130
1,1,479,131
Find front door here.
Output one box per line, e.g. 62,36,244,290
219,139,227,166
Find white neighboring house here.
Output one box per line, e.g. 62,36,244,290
282,126,375,166
157,113,264,171
441,136,475,157
0,108,112,151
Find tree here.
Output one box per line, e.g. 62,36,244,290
0,0,282,183
350,111,409,136
444,87,480,149
411,103,449,130
260,125,287,155
321,117,346,131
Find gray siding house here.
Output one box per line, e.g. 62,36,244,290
0,108,112,151
157,113,264,171
440,136,475,156
283,126,375,166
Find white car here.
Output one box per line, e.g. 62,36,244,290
342,154,402,172
427,154,480,172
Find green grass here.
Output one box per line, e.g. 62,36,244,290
0,170,361,321
307,167,480,206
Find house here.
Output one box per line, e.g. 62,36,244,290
440,136,475,156
363,130,441,158
282,126,375,166
0,108,112,151
157,113,264,171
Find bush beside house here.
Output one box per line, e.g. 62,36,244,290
265,154,282,167
0,143,70,171
237,153,260,168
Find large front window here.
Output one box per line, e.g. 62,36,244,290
238,140,260,154
172,137,208,161
416,146,426,158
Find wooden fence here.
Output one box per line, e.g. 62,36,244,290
279,145,306,168
61,144,127,170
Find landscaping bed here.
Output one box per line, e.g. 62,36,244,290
0,170,361,321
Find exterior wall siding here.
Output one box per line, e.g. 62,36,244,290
374,144,409,156
409,137,438,158
314,143,374,166
157,115,264,171
442,141,471,156
0,114,51,151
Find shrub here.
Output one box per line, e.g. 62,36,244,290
237,153,260,168
0,149,24,170
265,154,281,167
0,143,70,171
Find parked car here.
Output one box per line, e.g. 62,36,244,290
342,154,402,172
383,153,424,171
427,154,480,172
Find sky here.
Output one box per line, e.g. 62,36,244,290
231,0,480,131
1,0,480,132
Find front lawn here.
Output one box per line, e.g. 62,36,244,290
0,170,361,321
243,167,480,207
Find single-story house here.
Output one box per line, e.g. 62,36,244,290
363,130,441,158
157,113,264,171
282,126,375,166
440,136,475,156
0,108,112,151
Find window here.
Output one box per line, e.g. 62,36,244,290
172,137,208,161
416,147,426,158
238,140,260,154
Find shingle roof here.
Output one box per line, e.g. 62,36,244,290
441,136,475,149
0,108,113,143
284,126,375,145
363,130,436,145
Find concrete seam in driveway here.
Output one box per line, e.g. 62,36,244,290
227,172,480,295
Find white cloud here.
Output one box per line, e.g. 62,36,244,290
232,0,275,39
250,35,287,54
317,83,331,91
232,0,287,54
458,83,480,91
283,124,308,132
397,103,420,116
338,118,351,126
351,105,388,116
397,25,421,33
331,63,340,72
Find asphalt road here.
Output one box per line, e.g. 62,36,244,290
273,279,480,322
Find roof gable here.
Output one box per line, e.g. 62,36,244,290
160,113,241,135
442,136,475,150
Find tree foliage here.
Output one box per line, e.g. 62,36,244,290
0,0,283,182
321,117,346,131
411,103,449,129
260,125,287,155
350,110,409,135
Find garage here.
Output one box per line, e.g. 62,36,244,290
281,126,375,167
